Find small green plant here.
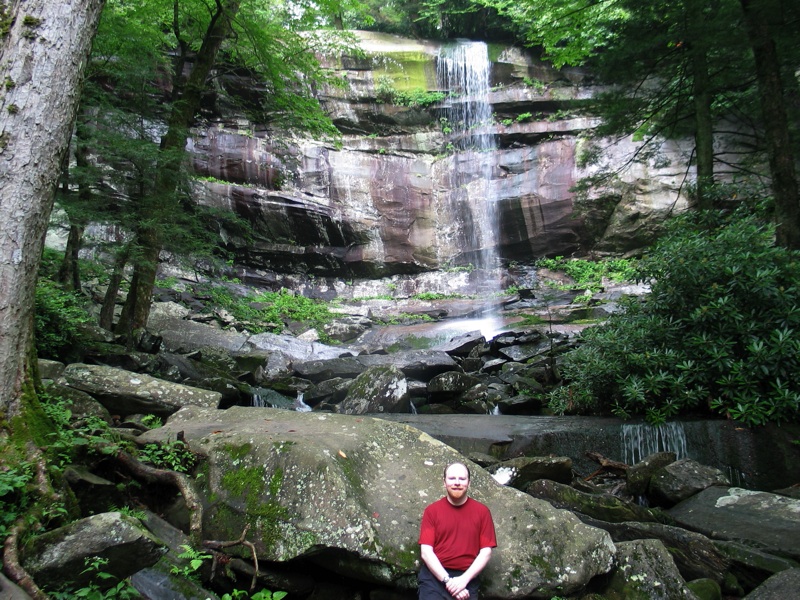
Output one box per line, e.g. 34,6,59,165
412,291,467,301
170,544,211,580
138,442,197,473
50,556,141,599
0,463,33,539
140,414,162,429
220,590,287,600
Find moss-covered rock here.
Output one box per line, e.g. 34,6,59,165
141,406,616,598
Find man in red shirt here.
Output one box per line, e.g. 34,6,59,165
418,462,497,600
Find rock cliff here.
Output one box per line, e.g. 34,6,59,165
189,31,692,279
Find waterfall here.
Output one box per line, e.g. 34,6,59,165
437,41,500,287
295,391,312,413
621,422,688,465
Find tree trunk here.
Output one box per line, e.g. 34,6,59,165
0,0,105,414
739,0,800,248
99,243,130,331
691,41,715,209
119,0,241,338
56,223,85,291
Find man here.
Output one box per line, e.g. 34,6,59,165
418,462,497,600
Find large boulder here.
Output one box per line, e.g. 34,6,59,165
743,568,800,599
668,487,800,561
140,406,615,598
336,365,410,414
601,539,700,600
649,458,730,506
22,512,165,591
63,363,222,417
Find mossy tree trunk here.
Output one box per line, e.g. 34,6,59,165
0,0,105,415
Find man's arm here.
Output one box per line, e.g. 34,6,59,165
420,544,450,583
444,547,492,597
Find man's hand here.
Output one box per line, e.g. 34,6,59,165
445,574,470,599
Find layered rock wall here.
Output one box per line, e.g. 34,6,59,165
189,31,694,278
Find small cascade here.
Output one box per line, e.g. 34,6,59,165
621,422,688,466
294,391,312,413
489,404,501,416
410,401,418,414
437,41,500,288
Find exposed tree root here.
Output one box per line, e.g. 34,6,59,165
112,449,204,543
2,442,63,600
203,525,259,592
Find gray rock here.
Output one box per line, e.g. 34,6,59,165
527,479,660,523
38,358,65,381
22,512,165,591
488,456,573,489
668,487,800,561
743,568,800,599
427,371,481,396
626,451,676,496
64,363,222,417
337,365,410,415
650,458,730,506
714,540,800,593
294,350,458,383
154,318,249,354
578,518,730,586
140,406,615,598
0,572,32,599
602,539,700,600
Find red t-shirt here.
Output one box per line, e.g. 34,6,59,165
418,497,497,571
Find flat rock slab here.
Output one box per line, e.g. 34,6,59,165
667,487,800,561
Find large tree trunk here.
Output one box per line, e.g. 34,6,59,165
739,0,800,248
0,0,105,414
119,0,241,338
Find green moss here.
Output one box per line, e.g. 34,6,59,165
221,465,265,498
222,442,252,461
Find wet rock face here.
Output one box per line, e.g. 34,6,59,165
189,32,692,277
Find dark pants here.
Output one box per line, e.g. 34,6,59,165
418,564,480,600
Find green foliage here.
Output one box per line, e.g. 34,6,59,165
140,414,162,429
412,291,467,301
170,544,211,580
537,256,637,292
200,285,334,334
39,391,122,468
0,462,33,539
138,442,197,473
374,76,446,108
552,211,800,426
50,556,141,600
221,590,287,600
34,279,93,359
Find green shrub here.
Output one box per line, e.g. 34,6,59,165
551,212,800,426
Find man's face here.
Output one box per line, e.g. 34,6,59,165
444,464,470,505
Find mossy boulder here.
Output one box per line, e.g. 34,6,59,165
140,406,616,598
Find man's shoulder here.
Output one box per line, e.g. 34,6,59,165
465,497,493,513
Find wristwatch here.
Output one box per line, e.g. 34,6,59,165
442,575,451,584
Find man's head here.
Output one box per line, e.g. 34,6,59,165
443,462,470,505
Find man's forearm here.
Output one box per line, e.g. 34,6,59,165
457,547,492,584
420,544,450,582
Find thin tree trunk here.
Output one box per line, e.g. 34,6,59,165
57,223,85,291
740,0,800,248
0,0,105,414
119,0,241,338
99,244,130,331
691,43,715,209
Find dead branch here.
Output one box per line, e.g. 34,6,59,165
585,451,629,478
203,525,259,591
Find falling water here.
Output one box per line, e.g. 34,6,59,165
437,41,500,285
620,422,688,465
295,391,312,412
